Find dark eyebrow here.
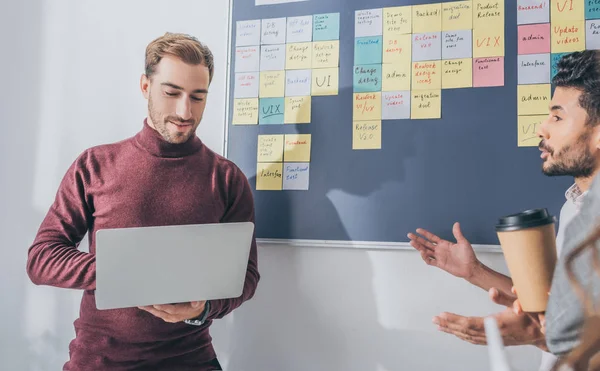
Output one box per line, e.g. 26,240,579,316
550,105,564,112
160,82,208,94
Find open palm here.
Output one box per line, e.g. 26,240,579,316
408,222,478,279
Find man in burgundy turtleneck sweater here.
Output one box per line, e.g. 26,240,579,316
26,32,260,371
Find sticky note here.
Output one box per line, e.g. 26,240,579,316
312,41,340,69
284,96,311,124
412,32,442,62
442,1,473,31
354,64,382,93
518,84,551,115
442,30,472,59
355,36,383,65
311,68,339,96
232,98,258,125
257,135,284,162
355,9,383,37
234,72,259,98
412,61,442,90
283,163,310,190
353,121,382,150
256,163,283,191
411,90,442,119
517,0,550,25
285,69,312,96
442,59,473,89
587,0,600,19
473,27,505,57
383,34,412,64
586,20,600,48
473,0,505,29
261,18,286,45
286,43,312,70
284,134,311,162
382,63,411,91
313,13,340,41
260,45,286,71
353,92,382,121
259,97,285,124
551,0,585,22
551,20,585,52
551,52,569,79
287,16,313,43
518,115,545,147
518,53,551,84
473,57,504,87
259,71,285,97
413,3,442,33
382,91,411,119
383,6,412,35
235,46,260,73
236,20,261,46
518,24,551,55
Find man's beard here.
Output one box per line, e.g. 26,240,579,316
540,131,596,178
148,94,197,144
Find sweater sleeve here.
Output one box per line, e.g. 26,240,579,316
206,167,260,320
26,151,96,290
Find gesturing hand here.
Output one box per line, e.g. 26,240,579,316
138,301,206,323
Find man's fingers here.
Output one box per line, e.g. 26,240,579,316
408,234,436,252
415,228,442,244
436,324,488,345
489,287,517,307
138,306,178,323
434,312,485,338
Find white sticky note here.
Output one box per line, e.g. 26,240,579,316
287,16,313,43
587,20,600,50
285,69,312,96
234,72,260,98
236,20,261,46
261,18,286,45
442,30,472,59
283,163,310,190
355,9,383,37
260,44,286,71
518,53,551,85
412,32,442,62
235,46,260,72
517,0,550,25
382,91,411,119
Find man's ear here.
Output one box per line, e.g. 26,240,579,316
140,74,150,99
592,124,600,152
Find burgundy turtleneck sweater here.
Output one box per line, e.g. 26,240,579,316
27,120,260,370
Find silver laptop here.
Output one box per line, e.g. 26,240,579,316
95,222,255,310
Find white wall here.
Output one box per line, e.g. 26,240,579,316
0,1,542,370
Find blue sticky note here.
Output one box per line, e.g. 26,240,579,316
551,52,569,80
587,0,600,20
259,98,284,125
313,13,340,41
283,163,310,190
355,36,383,65
353,64,382,93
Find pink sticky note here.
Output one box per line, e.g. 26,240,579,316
518,23,551,55
473,57,504,87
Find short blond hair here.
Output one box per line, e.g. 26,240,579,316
145,32,214,83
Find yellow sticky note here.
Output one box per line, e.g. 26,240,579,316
473,0,504,29
383,34,412,64
353,121,382,150
551,20,585,53
518,84,551,115
286,42,312,70
232,98,258,125
383,6,412,35
256,163,283,191
284,134,311,162
442,58,473,89
311,68,339,96
257,135,284,162
312,41,339,69
518,115,545,147
259,71,285,97
382,63,411,91
442,1,473,31
413,3,442,33
412,61,442,90
411,90,442,119
551,0,585,22
473,27,504,57
284,96,311,124
353,92,382,121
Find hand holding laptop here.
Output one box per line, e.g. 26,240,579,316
138,301,206,323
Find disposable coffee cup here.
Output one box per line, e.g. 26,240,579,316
495,208,557,312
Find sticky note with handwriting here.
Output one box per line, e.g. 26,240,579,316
256,163,283,191
284,134,312,162
383,34,412,64
473,57,504,87
235,46,260,73
442,30,472,59
261,18,286,45
473,0,505,29
382,91,411,119
259,71,285,97
287,16,312,43
284,96,311,124
283,163,310,190
312,41,340,69
586,20,600,49
234,72,259,98
355,9,383,37
285,69,312,96
587,0,600,20
442,59,473,89
412,61,442,90
412,3,442,33
260,45,286,71
411,90,442,119
353,92,382,121
383,6,412,35
551,0,585,22
311,68,339,96
257,135,284,162
313,13,340,41
518,53,551,85
517,84,550,115
355,36,383,65
232,98,258,125
518,115,545,147
259,97,285,124
517,0,550,25
551,20,585,52
412,32,442,61
286,42,312,70
518,23,551,55
353,121,382,150
382,63,411,91
442,1,473,31
354,64,382,93
236,20,261,47
473,27,505,57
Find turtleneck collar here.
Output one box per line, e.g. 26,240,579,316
134,118,203,158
